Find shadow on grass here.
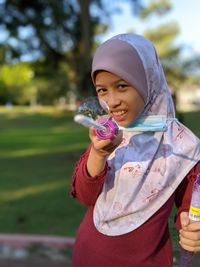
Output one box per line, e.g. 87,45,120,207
0,150,86,237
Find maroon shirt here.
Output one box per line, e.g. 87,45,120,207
71,148,200,267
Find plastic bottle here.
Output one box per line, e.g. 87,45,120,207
178,172,200,267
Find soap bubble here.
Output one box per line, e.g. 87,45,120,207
76,96,109,120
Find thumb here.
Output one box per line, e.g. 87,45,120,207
180,211,190,229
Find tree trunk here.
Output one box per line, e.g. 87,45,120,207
77,0,93,98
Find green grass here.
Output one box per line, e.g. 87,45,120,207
0,106,88,236
0,107,199,243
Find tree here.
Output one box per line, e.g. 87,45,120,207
0,63,35,104
144,22,185,90
0,0,142,103
137,0,200,93
138,0,183,90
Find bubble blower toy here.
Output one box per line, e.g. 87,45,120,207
178,173,200,267
74,114,119,140
74,96,168,140
74,97,119,140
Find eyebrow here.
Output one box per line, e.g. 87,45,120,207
95,79,126,88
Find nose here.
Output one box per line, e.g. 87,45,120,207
105,93,121,109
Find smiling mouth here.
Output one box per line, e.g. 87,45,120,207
111,110,126,116
111,110,127,121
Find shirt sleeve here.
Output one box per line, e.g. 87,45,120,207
174,161,200,230
70,145,109,206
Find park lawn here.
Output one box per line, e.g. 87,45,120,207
0,106,88,237
0,107,199,248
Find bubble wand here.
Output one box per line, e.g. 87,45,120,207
74,114,119,140
178,173,200,267
74,97,119,140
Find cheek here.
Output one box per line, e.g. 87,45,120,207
128,94,144,113
135,100,145,114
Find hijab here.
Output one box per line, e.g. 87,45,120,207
91,33,200,236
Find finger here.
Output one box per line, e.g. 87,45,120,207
179,233,200,247
95,140,112,150
112,130,123,143
104,144,118,153
180,211,190,229
187,221,200,232
179,240,200,252
180,229,200,240
89,127,96,139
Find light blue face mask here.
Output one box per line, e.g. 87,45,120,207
120,115,169,132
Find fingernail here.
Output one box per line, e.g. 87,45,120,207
182,219,187,226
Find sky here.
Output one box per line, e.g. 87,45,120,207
101,0,200,55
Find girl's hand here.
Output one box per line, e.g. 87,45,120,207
86,128,123,177
179,211,200,252
89,128,123,158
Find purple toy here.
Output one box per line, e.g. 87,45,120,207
94,116,119,140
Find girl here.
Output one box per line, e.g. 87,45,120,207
71,33,200,267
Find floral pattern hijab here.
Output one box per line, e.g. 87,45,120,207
92,34,200,236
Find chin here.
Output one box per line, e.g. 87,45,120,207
116,120,130,127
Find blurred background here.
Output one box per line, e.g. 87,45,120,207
0,0,200,266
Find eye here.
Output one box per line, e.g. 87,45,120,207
117,83,128,90
96,88,107,95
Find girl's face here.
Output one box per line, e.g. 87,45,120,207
95,71,145,127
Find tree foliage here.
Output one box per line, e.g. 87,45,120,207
0,0,199,105
0,63,34,104
140,0,200,91
140,0,171,19
0,0,142,104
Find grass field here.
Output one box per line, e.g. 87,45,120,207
0,106,199,249
0,106,88,237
